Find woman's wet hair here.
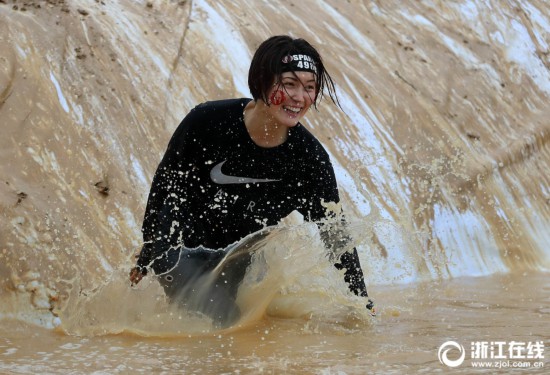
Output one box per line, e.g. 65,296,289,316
248,35,340,109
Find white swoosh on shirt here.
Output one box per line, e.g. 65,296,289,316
210,160,280,184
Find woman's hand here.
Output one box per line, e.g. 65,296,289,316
366,299,376,316
129,266,145,286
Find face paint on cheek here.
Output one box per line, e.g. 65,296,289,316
269,90,286,105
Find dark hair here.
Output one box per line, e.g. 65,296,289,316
248,35,340,109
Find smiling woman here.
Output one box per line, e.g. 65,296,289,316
243,71,318,147
129,35,374,326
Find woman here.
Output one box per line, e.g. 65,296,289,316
130,35,374,324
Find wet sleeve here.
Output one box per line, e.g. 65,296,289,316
136,110,198,272
333,249,369,297
304,148,370,298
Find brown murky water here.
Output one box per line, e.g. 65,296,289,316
1,272,548,374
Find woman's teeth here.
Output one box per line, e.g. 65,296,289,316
284,106,301,114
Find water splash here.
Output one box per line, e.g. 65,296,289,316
59,213,376,336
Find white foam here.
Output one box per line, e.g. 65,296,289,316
335,79,407,217
361,223,421,285
131,155,149,189
330,154,372,215
49,71,70,113
107,216,121,235
2,348,18,356
505,19,550,96
119,206,142,246
193,0,251,96
432,203,507,277
79,189,89,199
439,33,501,84
318,0,377,57
457,1,479,20
518,0,550,42
406,10,502,87
490,30,505,44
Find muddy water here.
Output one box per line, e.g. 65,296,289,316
1,272,548,374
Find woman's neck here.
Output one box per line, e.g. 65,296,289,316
243,100,289,148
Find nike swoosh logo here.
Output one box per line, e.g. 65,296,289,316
210,161,280,185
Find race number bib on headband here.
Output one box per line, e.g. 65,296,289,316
281,54,318,74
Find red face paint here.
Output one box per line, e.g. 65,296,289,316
269,90,286,105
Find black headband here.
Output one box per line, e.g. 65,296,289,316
281,53,318,74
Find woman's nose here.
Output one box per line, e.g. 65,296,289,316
289,86,307,102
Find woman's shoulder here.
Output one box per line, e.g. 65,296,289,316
292,124,331,160
179,98,250,135
192,98,251,117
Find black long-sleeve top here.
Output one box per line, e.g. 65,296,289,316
137,98,369,298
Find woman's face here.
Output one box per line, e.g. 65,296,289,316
265,71,317,128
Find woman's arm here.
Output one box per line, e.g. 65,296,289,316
133,109,200,279
303,145,375,314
